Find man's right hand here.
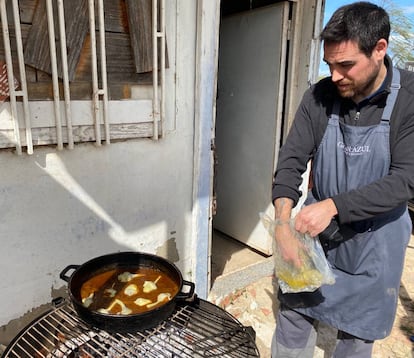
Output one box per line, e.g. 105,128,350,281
274,220,303,268
273,197,303,268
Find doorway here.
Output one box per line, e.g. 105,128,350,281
212,1,290,280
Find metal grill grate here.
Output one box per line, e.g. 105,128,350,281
2,297,259,357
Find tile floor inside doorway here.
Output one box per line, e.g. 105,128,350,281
211,229,270,282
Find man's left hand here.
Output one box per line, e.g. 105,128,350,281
294,198,338,237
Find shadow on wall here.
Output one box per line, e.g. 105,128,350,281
0,135,189,345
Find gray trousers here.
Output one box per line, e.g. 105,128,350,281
271,306,374,358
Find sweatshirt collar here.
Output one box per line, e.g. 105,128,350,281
366,54,393,104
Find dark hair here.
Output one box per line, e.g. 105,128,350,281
320,1,390,57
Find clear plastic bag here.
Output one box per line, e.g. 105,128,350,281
260,213,335,293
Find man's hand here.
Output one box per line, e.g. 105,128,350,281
274,221,303,268
273,197,303,268
294,198,338,237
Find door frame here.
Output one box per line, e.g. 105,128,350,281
192,0,221,299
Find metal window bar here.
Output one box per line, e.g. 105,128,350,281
160,0,165,138
0,0,164,154
88,0,109,146
89,0,101,146
152,0,165,139
11,0,32,154
43,0,110,149
57,0,74,150
98,0,110,144
0,0,32,155
46,0,64,150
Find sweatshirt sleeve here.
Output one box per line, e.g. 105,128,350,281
274,71,414,223
332,92,414,224
272,88,319,207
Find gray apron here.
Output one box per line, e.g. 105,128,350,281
279,68,412,340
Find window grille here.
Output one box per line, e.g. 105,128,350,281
0,0,166,154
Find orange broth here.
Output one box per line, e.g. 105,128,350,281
80,267,179,314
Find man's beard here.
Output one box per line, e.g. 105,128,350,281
336,84,354,98
336,67,379,100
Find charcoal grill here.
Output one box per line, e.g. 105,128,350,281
1,296,260,357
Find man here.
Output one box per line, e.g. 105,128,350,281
271,2,414,357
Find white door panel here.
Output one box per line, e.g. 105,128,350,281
214,3,289,254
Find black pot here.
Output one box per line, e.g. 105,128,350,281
60,251,195,332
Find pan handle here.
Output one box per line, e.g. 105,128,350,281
176,280,195,300
59,264,80,282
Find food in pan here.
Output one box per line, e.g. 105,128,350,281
146,293,172,308
80,267,179,315
82,292,94,308
143,275,161,293
105,287,117,297
98,299,132,315
118,271,144,282
124,284,139,296
134,297,152,306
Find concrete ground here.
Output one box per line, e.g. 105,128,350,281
209,229,414,358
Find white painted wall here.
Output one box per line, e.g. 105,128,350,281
0,0,217,331
0,0,322,338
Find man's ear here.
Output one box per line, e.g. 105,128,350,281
375,38,388,58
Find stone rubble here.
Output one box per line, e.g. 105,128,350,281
212,235,414,358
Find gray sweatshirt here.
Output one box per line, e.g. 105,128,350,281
272,55,414,224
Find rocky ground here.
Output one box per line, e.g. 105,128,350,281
212,235,414,357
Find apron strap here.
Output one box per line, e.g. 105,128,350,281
330,67,400,121
381,67,401,122
330,100,341,118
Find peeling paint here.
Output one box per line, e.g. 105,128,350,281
0,302,52,346
156,237,180,263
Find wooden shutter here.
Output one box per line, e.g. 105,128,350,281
24,0,89,81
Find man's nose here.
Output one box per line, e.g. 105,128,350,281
331,69,344,82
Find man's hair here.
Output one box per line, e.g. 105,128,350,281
320,1,390,57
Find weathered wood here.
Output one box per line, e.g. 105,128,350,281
75,32,136,80
125,0,153,73
0,123,155,148
24,0,89,80
0,0,38,25
0,23,30,81
0,24,30,58
73,32,154,86
27,78,153,100
102,0,128,33
16,0,37,24
0,0,36,25
0,0,160,101
0,99,154,129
